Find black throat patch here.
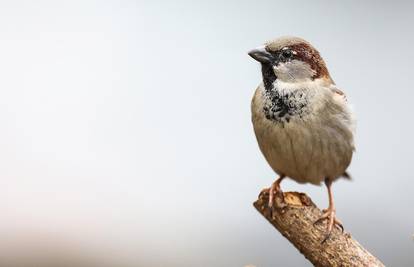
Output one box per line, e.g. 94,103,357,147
261,63,276,91
260,63,308,123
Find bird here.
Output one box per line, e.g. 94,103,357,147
248,36,355,241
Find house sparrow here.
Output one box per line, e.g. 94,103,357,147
248,36,355,241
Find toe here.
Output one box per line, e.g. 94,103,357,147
268,197,274,207
313,211,329,225
313,209,342,243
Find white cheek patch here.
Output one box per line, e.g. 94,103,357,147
273,63,289,75
273,60,316,82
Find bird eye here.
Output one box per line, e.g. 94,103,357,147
281,49,293,59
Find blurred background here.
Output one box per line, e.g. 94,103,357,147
0,0,412,266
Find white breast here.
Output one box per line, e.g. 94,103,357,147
251,81,355,185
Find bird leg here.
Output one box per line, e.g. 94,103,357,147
314,178,344,243
259,175,285,207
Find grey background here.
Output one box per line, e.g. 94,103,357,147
0,0,412,266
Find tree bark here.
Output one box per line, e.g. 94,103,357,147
253,191,385,267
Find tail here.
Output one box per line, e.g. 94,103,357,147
342,171,352,180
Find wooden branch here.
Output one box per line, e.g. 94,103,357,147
253,191,385,267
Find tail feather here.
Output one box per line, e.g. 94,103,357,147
342,171,352,180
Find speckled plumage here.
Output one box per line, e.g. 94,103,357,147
252,79,354,185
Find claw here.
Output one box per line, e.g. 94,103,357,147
321,233,331,244
258,188,269,199
314,208,343,243
335,218,344,233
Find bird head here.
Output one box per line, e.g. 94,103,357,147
248,36,332,85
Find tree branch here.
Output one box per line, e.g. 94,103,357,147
253,191,385,267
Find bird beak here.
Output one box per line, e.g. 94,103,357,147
248,45,274,64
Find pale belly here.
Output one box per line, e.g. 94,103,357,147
251,87,354,185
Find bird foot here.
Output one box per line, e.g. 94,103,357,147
314,207,344,243
259,182,284,208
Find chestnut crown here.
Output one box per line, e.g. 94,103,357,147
249,36,332,84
